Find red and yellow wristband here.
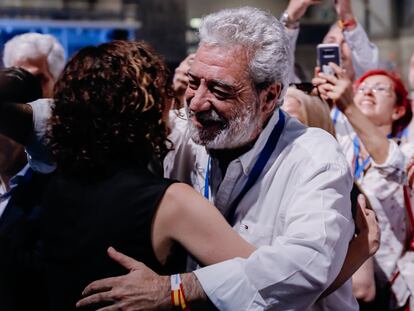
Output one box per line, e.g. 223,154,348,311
337,18,357,31
171,274,191,310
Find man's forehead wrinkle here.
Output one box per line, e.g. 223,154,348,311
190,47,251,88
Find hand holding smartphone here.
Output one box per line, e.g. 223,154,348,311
317,43,341,76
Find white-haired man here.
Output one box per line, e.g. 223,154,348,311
3,32,65,98
75,7,359,311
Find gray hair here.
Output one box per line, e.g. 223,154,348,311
199,6,291,106
3,32,65,80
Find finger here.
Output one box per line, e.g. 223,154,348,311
318,72,338,85
355,194,369,231
96,306,119,311
329,62,347,78
357,194,367,211
317,85,332,97
408,165,414,188
107,246,142,271
82,276,120,296
76,291,117,308
312,77,327,86
314,66,321,78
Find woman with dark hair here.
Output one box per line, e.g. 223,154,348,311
41,40,255,310
314,65,414,310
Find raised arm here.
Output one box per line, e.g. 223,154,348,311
313,63,389,164
334,0,379,77
282,0,321,83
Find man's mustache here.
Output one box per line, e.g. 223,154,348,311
188,109,227,128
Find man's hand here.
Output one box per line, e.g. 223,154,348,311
76,247,170,311
285,0,321,23
173,53,195,99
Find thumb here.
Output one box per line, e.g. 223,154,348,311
107,246,141,271
357,194,367,211
355,194,367,231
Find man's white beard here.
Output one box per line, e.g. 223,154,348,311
188,101,261,150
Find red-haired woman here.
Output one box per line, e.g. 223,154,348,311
314,65,414,310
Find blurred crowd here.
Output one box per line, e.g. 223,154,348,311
1,1,414,311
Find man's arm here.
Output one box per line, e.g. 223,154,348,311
282,0,321,83
76,247,214,310
335,0,379,78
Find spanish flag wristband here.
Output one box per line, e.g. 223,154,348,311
171,274,191,310
337,18,357,31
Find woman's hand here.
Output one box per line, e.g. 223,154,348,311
312,62,354,112
354,194,380,257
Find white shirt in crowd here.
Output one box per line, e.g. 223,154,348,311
336,120,414,308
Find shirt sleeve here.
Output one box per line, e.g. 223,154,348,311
343,22,379,78
25,98,56,174
194,162,354,310
364,140,409,200
286,27,301,84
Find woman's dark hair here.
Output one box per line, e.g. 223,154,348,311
49,40,175,177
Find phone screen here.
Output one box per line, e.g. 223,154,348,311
317,44,341,75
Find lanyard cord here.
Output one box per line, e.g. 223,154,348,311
353,133,393,180
203,110,285,224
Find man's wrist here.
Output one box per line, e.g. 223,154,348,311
337,15,357,31
180,273,215,310
158,275,174,310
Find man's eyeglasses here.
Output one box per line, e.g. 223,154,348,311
356,83,393,95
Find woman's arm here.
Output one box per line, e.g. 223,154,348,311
320,194,379,297
313,63,389,164
352,258,376,302
152,183,256,266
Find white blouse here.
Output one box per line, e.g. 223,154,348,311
336,118,414,307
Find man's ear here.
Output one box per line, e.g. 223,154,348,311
392,105,406,121
259,83,282,115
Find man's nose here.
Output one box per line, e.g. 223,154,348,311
188,84,212,112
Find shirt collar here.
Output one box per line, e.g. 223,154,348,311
9,164,32,190
238,108,282,176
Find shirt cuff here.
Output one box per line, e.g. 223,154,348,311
193,258,263,311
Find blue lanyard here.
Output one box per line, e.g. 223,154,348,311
332,107,340,126
204,157,211,200
353,133,394,179
353,136,371,180
204,109,286,224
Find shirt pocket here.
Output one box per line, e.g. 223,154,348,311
237,220,274,247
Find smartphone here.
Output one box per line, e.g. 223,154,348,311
317,43,341,76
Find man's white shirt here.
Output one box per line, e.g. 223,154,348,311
166,108,358,310
28,99,357,310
